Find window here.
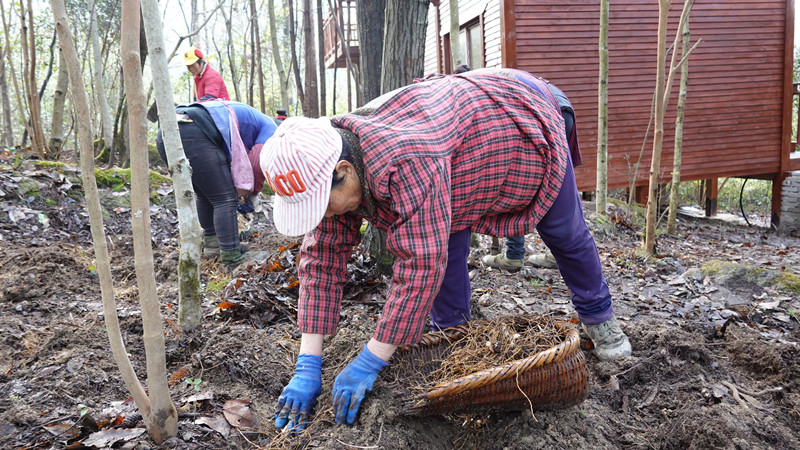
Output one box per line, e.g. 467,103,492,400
442,17,483,73
460,19,484,70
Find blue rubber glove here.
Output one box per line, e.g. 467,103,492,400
332,344,387,424
236,197,255,214
274,354,322,434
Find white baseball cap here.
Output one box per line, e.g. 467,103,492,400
260,117,342,236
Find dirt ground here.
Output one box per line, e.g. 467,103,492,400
1,160,799,449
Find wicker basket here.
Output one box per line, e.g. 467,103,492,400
391,315,588,415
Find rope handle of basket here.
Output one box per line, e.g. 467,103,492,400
414,322,581,402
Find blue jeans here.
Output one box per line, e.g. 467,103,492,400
430,157,614,327
157,124,240,251
505,236,526,260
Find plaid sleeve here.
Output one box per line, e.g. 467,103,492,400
372,157,452,345
297,212,362,335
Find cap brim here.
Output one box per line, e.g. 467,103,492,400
271,172,333,237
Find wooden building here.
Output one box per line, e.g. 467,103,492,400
423,0,797,224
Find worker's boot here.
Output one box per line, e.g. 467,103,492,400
203,235,220,258
220,245,248,274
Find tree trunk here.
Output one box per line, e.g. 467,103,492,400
328,0,360,107
595,0,609,215
302,0,319,117
250,0,266,113
667,6,692,234
448,0,460,70
248,8,255,107
269,0,290,110
120,0,178,441
20,0,48,158
643,0,670,255
221,5,241,101
0,1,33,150
141,0,205,330
90,0,114,156
316,0,326,115
288,0,306,110
48,49,69,157
0,44,14,147
111,72,125,166
644,0,693,254
381,0,429,93
356,0,385,103
50,0,176,443
22,30,56,150
191,0,203,49
366,0,429,275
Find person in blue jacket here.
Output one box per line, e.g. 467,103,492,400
156,101,276,270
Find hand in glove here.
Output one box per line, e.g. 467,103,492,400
332,344,387,424
236,197,255,214
274,354,322,435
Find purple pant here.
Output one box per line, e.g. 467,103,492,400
429,156,614,328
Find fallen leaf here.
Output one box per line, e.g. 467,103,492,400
756,301,780,311
196,414,231,438
181,391,214,404
156,186,173,196
34,365,60,379
42,422,80,441
168,366,190,387
223,399,257,428
216,301,238,311
81,427,146,448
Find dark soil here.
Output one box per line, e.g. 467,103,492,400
1,160,799,449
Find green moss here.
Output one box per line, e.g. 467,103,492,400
178,257,201,293
777,271,800,293
93,168,171,189
45,198,58,206
699,260,736,277
32,160,170,189
17,178,44,199
205,278,230,296
31,160,67,171
94,139,109,164
701,260,800,293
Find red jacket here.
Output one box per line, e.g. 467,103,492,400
194,63,230,101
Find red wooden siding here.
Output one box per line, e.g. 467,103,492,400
507,0,791,192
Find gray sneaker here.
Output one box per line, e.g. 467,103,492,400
528,251,557,269
481,252,524,271
582,316,632,361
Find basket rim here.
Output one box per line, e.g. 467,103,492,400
408,318,581,405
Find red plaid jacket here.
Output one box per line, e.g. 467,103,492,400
298,70,569,345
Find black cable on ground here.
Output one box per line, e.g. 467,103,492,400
739,178,751,227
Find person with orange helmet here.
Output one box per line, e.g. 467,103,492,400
184,47,230,102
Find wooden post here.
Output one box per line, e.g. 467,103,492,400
491,236,500,254
771,175,782,228
704,178,718,217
